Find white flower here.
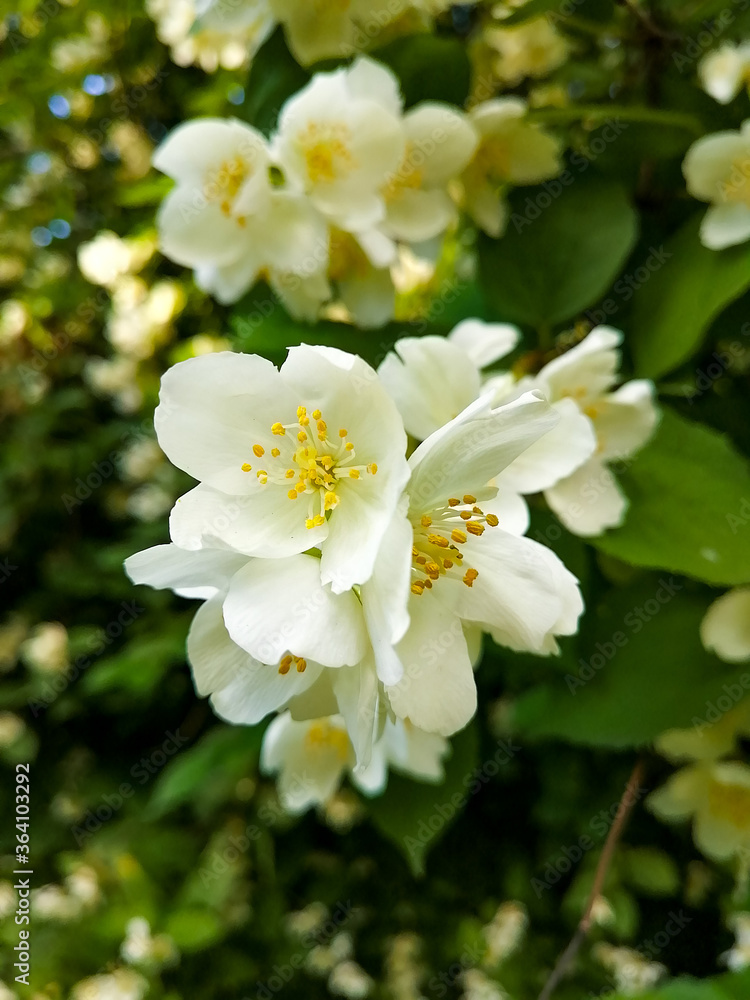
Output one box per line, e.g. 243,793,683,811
154,118,328,304
153,346,410,592
273,58,405,233
380,103,478,243
380,391,584,736
700,587,750,663
460,98,562,237
147,0,272,71
501,327,658,537
699,42,750,104
722,912,750,971
269,0,400,65
378,321,597,534
378,320,521,440
486,17,570,87
683,120,750,249
260,711,449,814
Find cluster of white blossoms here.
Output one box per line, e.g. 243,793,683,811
125,327,597,812
378,322,659,537
153,56,562,325
683,119,750,250
699,41,750,105
147,0,453,72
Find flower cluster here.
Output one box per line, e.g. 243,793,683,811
152,57,561,325
378,322,659,537
147,0,453,72
126,327,591,811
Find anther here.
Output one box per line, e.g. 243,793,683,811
349,469,360,479
295,657,307,673
427,534,449,548
367,463,378,475
459,510,472,521
285,469,295,479
288,489,298,500
312,409,322,420
448,498,460,507
279,655,293,675
253,444,265,458
486,514,499,527
463,568,478,587
421,515,432,527
241,463,252,472
271,422,285,436
451,529,467,544
463,494,477,505
339,428,347,438
271,447,280,457
466,522,485,536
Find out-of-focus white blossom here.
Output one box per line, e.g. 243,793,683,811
700,587,750,663
699,42,750,104
20,622,69,674
683,121,750,249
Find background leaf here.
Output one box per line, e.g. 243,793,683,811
592,409,750,586
478,177,638,327
631,214,750,379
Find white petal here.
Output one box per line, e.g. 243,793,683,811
124,543,248,599
189,595,323,712
482,490,530,537
153,118,268,185
448,318,520,368
383,718,449,782
402,103,478,185
260,713,349,813
333,657,382,767
378,336,482,441
386,595,476,737
499,397,597,494
683,132,748,202
346,56,403,117
360,505,413,685
154,351,297,495
338,267,395,328
444,528,582,653
223,554,368,667
545,455,628,537
194,257,261,305
157,187,250,268
535,327,622,405
700,588,750,663
169,482,326,558
701,202,750,250
408,391,558,514
382,187,457,243
594,380,659,462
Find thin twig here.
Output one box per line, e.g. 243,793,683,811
619,0,681,41
537,758,647,1000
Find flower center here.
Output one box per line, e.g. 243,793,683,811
721,158,750,206
410,495,499,595
383,144,425,202
300,122,356,185
305,720,350,762
203,155,252,220
241,405,377,529
708,776,750,828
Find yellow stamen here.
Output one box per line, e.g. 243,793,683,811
295,657,307,673
339,428,348,438
285,469,295,479
312,409,322,420
448,498,460,507
288,489,298,500
451,529,467,544
271,422,286,436
271,447,280,457
466,522,485,536
486,514,499,527
349,469,360,479
367,463,378,475
427,534,449,548
241,463,252,472
463,569,478,587
463,494,477,505
253,444,265,458
298,431,307,442
345,442,354,451
420,515,432,528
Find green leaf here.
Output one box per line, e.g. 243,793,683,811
147,725,263,819
478,178,638,327
511,581,750,748
368,723,479,876
608,970,750,999
165,908,224,952
631,213,750,378
593,408,750,586
373,35,471,107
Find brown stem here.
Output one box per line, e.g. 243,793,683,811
537,758,647,1000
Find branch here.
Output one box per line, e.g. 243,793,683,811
537,758,647,1000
